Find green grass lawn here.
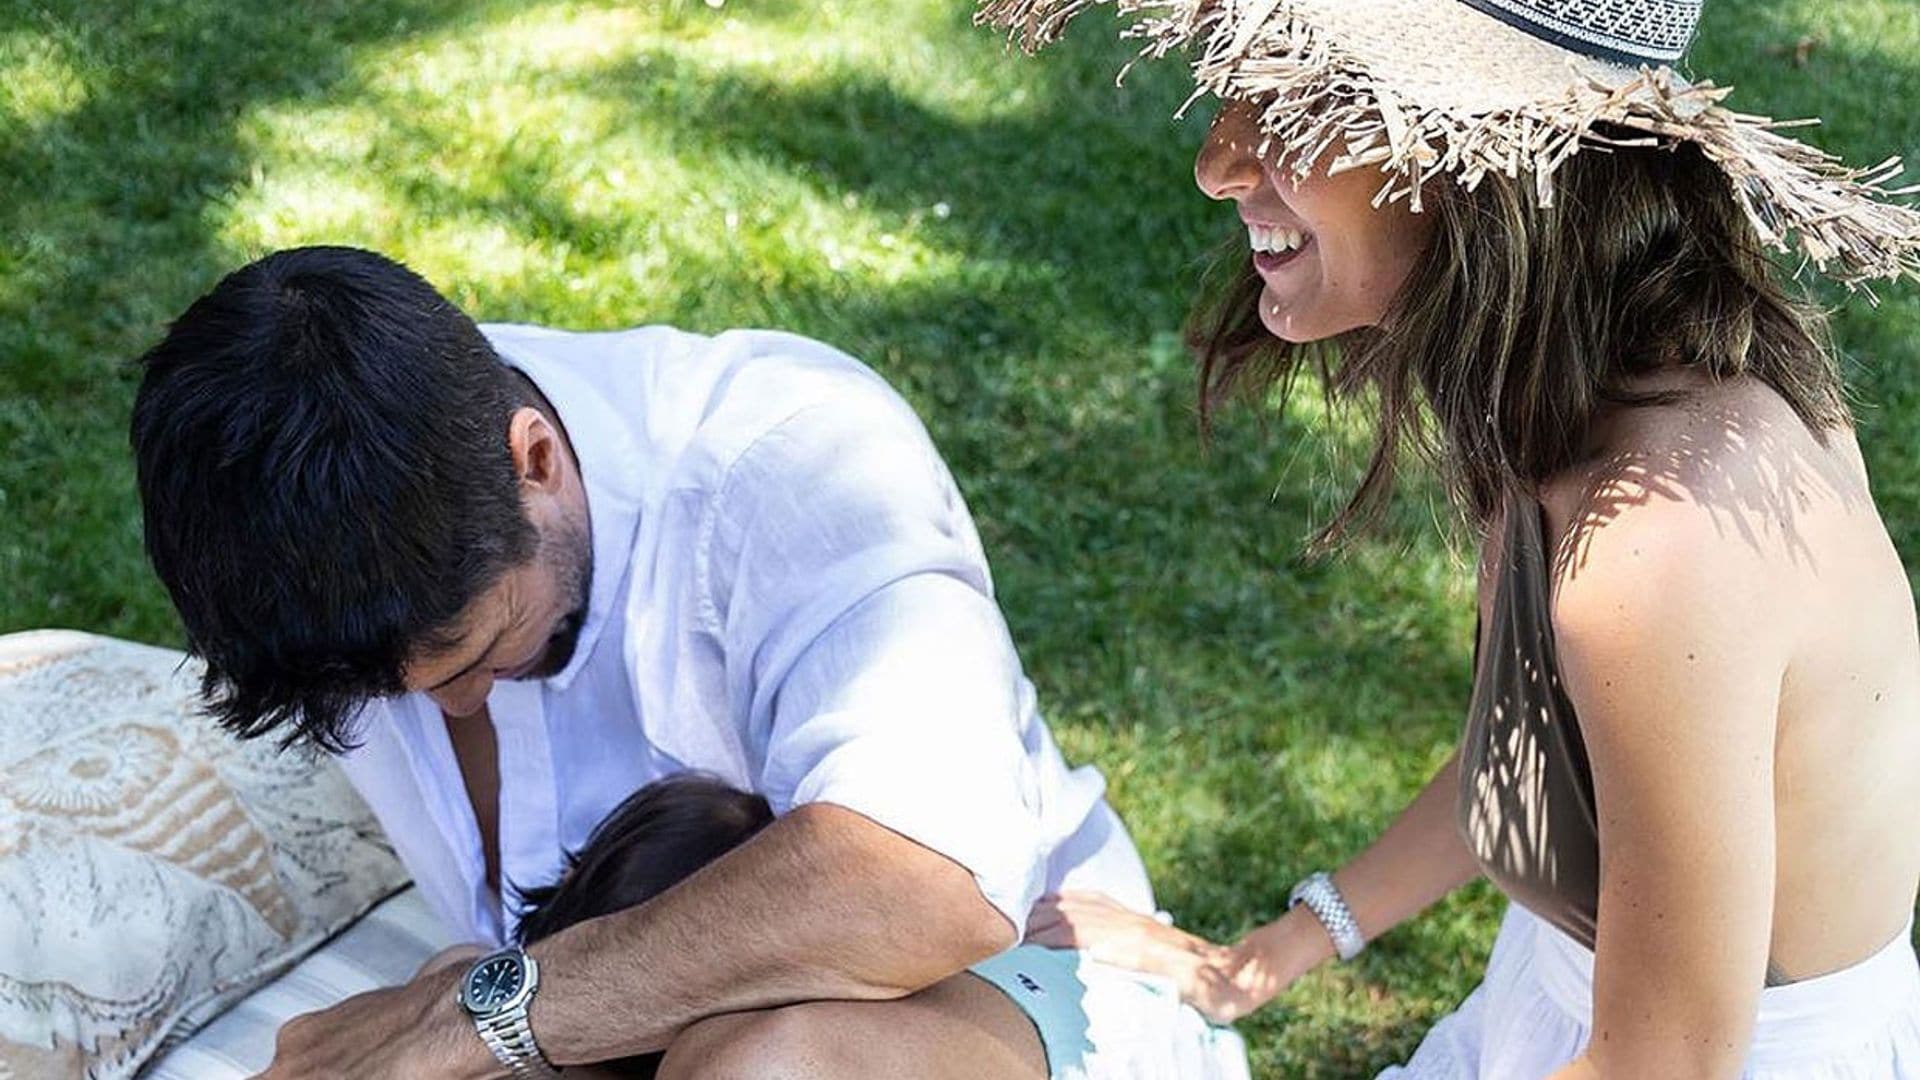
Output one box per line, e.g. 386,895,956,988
2,0,1915,1073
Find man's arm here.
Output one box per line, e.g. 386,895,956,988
262,672,1023,1080
261,737,1016,1080
528,800,1012,1064
417,943,488,978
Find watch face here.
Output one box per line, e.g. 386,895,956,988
465,955,525,1011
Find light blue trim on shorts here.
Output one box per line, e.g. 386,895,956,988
970,943,1249,1079
971,944,1103,1075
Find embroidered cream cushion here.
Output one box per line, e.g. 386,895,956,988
0,630,409,1079
141,887,456,1078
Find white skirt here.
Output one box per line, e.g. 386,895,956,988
1381,905,1920,1079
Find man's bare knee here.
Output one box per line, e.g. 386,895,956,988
653,975,1044,1080
655,1002,851,1080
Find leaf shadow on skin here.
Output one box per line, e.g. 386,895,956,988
1551,394,1872,587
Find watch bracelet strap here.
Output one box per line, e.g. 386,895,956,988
1290,870,1366,961
478,1004,561,1079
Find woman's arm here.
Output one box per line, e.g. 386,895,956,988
1030,749,1483,1021
1321,748,1484,946
1543,494,1787,1080
1218,749,1485,1016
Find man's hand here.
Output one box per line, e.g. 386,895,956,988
251,962,504,1080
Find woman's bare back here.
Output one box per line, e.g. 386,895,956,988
1527,371,1920,981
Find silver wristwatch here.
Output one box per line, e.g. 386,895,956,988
1289,870,1367,961
455,947,562,1079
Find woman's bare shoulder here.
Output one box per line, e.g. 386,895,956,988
1540,374,1869,593
1526,381,1832,720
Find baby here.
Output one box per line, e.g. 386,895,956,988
423,774,774,1078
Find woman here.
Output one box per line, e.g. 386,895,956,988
981,0,1920,1075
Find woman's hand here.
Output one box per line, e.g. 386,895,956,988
1026,892,1307,1024
1183,921,1305,1024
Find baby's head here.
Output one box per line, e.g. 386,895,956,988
513,773,773,1077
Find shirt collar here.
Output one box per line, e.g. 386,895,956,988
492,339,645,693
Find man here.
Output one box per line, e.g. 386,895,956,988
130,246,1247,1078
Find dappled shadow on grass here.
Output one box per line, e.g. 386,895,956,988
0,0,526,380
301,38,1215,357
1685,0,1919,159
214,15,1483,734
411,35,1483,725
6,0,1916,1070
0,0,516,635
0,8,1500,1066
593,56,1207,318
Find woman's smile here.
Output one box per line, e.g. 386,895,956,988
1245,217,1314,275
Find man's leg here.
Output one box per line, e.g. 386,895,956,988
655,971,1048,1080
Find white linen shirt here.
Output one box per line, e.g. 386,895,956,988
334,324,1151,948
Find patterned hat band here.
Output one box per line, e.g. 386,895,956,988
977,0,1920,285
1457,0,1701,65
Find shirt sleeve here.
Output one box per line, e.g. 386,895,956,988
697,384,1049,932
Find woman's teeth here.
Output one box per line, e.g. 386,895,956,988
1248,224,1307,254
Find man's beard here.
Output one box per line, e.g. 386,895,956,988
525,509,593,680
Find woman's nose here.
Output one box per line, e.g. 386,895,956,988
1194,103,1265,202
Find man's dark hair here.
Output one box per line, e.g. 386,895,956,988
130,246,536,752
512,773,775,1078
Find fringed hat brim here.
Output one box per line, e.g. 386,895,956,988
980,0,1920,286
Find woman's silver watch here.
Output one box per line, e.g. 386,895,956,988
1289,870,1367,961
455,947,562,1079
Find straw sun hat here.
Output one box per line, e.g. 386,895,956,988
978,0,1920,285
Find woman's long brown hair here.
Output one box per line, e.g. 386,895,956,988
1191,131,1850,552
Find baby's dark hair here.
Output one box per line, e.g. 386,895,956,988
512,773,773,1077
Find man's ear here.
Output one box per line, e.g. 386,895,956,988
507,406,564,493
